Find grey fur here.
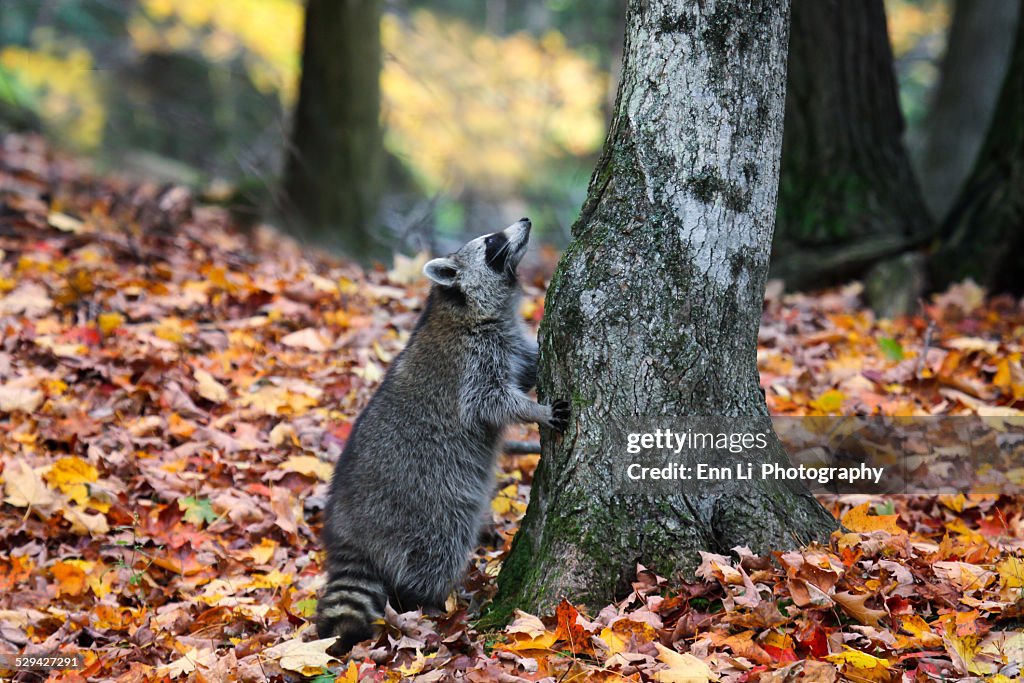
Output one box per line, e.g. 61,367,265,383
317,219,570,653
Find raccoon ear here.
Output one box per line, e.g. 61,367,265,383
424,258,460,286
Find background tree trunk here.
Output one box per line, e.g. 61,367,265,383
929,3,1024,294
489,0,837,619
771,0,933,291
281,0,385,261
915,0,1019,221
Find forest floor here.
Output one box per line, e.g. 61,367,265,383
1,134,1022,683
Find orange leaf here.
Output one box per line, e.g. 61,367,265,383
841,502,904,535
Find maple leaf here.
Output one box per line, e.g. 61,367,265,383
3,458,58,510
840,502,905,535
178,496,218,526
44,456,98,505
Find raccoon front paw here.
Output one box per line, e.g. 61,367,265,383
548,399,570,432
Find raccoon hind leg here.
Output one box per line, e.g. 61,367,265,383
317,549,388,654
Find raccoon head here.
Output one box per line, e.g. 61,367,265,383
423,218,531,316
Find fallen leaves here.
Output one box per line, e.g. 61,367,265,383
2,134,1024,682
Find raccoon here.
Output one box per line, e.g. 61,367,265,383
317,218,570,653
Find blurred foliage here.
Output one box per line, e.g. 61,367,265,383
382,10,605,195
885,0,950,128
0,0,606,242
128,0,303,102
0,0,954,244
0,40,104,148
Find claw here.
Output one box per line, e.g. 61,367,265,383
548,399,571,433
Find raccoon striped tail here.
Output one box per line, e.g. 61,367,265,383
316,557,387,654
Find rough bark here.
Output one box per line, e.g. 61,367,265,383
771,0,933,290
281,0,386,261
930,3,1024,294
916,0,1020,221
488,0,837,620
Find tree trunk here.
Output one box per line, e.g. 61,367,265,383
915,0,1019,221
770,0,933,290
489,0,837,619
930,3,1024,294
281,0,385,261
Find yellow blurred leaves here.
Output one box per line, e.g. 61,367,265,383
381,11,606,192
0,46,105,148
3,456,109,535
133,0,302,100
44,456,99,506
491,484,527,516
52,559,114,598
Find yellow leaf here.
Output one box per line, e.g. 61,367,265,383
193,368,229,403
600,619,658,659
97,311,124,335
825,647,890,679
840,502,904,535
62,505,110,536
44,456,98,505
996,556,1023,589
932,561,995,594
281,455,333,482
240,386,318,415
398,651,439,676
337,662,360,683
943,633,987,675
653,644,715,683
809,389,845,413
502,632,558,653
246,569,293,589
262,636,339,676
249,538,278,564
269,421,297,447
52,559,92,596
491,484,526,515
897,615,943,648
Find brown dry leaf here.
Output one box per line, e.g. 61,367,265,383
832,591,887,627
